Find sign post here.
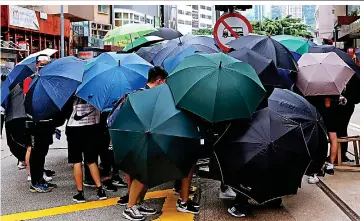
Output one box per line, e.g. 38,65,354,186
213,12,252,52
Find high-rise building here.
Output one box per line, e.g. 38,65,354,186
253,5,266,20
113,6,160,28
281,5,303,19
271,5,282,19
302,5,316,28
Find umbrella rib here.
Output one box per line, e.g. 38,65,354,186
149,88,164,130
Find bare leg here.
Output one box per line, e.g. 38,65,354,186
125,174,132,191
329,132,338,164
26,146,31,175
137,186,148,204
128,179,145,208
73,163,83,191
181,168,194,202
87,162,102,188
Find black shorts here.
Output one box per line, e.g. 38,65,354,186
66,125,100,164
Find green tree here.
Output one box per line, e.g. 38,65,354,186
193,28,213,36
251,16,313,38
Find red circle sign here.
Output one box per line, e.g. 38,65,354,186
213,12,252,52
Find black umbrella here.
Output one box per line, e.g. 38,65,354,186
214,108,310,204
227,35,298,72
268,88,328,176
146,28,183,40
135,41,167,63
308,45,360,104
5,83,27,123
229,47,285,89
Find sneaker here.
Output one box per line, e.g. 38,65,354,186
17,161,27,170
177,198,200,208
325,163,335,175
176,200,200,214
97,188,107,200
123,205,145,221
44,169,55,177
137,204,157,215
117,194,129,206
44,182,58,189
342,156,354,163
83,180,96,187
112,175,128,187
264,198,283,208
228,204,252,217
219,186,236,199
30,184,52,193
103,179,117,192
73,191,86,203
174,186,196,195
308,175,320,184
43,173,53,182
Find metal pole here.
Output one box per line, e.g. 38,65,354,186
60,5,64,57
334,28,337,47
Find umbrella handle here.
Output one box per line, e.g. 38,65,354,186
212,123,231,147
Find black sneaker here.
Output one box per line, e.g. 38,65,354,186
112,175,128,187
117,194,129,206
123,205,145,221
137,204,157,215
177,198,200,208
83,180,96,187
97,187,107,200
103,179,117,192
44,182,58,189
263,198,282,208
44,169,55,177
73,191,86,203
325,168,334,175
228,204,252,217
176,200,200,214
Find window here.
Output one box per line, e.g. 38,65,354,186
192,5,198,10
207,24,212,28
141,16,145,22
207,6,212,11
185,20,192,25
178,10,183,14
146,18,151,24
115,13,121,19
201,14,206,19
123,20,129,25
123,13,129,19
186,11,192,16
192,21,199,28
98,5,108,14
200,23,206,28
207,15,212,20
115,20,122,27
178,19,185,24
200,5,206,10
134,14,139,21
192,13,199,19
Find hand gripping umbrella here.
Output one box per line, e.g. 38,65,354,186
24,56,85,122
109,84,201,188
167,53,266,123
213,108,311,204
268,88,328,176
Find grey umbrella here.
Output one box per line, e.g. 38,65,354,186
5,84,27,122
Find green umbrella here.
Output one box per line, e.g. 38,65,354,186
272,35,310,55
123,36,164,52
103,24,157,43
109,84,201,188
167,53,266,123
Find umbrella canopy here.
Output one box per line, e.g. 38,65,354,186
1,63,36,108
163,46,201,73
146,28,183,40
272,35,310,55
214,108,310,204
4,84,27,122
103,24,157,43
355,48,360,62
167,53,266,123
18,49,57,65
153,34,220,66
123,36,164,52
268,88,328,175
76,53,153,111
227,35,298,72
229,47,285,88
109,84,201,188
24,56,85,122
297,52,355,96
135,42,167,64
289,50,302,62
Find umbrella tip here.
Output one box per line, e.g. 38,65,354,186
219,61,222,68
118,60,121,66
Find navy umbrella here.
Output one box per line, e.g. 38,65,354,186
229,47,285,88
136,41,167,63
146,28,183,40
268,88,328,176
1,63,36,108
213,108,310,204
25,56,85,122
153,34,220,66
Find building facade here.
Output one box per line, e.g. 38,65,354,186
113,5,160,27
281,5,303,19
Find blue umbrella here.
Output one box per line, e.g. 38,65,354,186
163,46,202,73
24,56,85,122
1,63,36,108
356,48,360,62
153,34,220,66
289,50,302,62
76,53,153,111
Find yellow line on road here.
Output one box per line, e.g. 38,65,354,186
1,189,193,221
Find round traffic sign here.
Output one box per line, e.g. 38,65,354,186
213,12,252,52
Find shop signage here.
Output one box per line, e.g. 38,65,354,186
78,51,95,59
9,5,40,30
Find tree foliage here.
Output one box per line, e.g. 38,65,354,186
251,16,313,38
192,28,213,36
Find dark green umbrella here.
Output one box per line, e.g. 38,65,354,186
167,53,266,123
109,84,201,188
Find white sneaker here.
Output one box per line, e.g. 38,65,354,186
27,175,31,181
17,161,27,170
219,187,236,199
43,173,53,182
308,175,319,184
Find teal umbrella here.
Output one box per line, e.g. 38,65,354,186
272,35,310,55
109,84,201,187
167,53,266,123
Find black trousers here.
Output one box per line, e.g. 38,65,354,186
5,118,29,162
30,139,50,185
1,114,4,136
99,131,118,177
336,104,355,156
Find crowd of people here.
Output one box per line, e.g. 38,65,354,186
0,53,357,221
